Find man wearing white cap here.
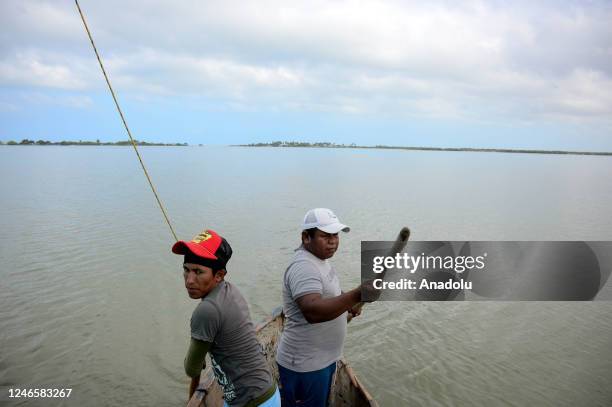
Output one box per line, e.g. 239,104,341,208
276,208,363,407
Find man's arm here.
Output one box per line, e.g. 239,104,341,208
296,287,361,323
185,338,212,398
188,375,200,399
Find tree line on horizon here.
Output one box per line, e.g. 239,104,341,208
241,140,610,156
245,141,357,148
0,139,188,146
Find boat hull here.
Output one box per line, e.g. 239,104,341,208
187,308,377,406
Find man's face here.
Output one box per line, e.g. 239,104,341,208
303,229,340,260
183,263,224,299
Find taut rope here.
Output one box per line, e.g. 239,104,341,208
75,0,179,242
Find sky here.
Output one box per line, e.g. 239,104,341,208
1,0,611,150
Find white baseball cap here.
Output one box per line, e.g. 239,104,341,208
302,208,350,234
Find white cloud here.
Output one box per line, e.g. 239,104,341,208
1,0,611,126
99,49,306,100
19,92,94,109
549,69,612,117
0,52,88,90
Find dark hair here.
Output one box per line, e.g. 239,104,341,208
301,228,318,244
304,228,318,238
212,268,226,276
184,252,228,274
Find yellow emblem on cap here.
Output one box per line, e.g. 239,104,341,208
191,231,212,243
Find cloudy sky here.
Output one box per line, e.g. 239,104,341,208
1,0,611,149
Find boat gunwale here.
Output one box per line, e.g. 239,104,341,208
187,307,378,407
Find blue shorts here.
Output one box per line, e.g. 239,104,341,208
222,387,280,407
277,362,337,407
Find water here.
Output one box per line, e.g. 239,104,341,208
1,145,611,406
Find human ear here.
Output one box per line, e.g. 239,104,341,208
215,270,226,281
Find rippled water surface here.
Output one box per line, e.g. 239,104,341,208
1,146,611,406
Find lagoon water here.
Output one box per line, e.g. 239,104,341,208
1,145,611,406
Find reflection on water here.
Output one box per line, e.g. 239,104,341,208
1,146,611,406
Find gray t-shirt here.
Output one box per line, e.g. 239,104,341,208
191,280,272,406
276,247,347,372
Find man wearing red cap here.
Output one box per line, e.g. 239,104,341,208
172,229,280,407
276,208,363,407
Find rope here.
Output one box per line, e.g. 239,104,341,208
75,0,179,242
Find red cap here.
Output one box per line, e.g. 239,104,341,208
172,229,222,260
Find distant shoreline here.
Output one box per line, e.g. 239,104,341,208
238,141,612,156
3,139,610,156
1,139,187,147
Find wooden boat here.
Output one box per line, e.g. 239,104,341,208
187,307,378,406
